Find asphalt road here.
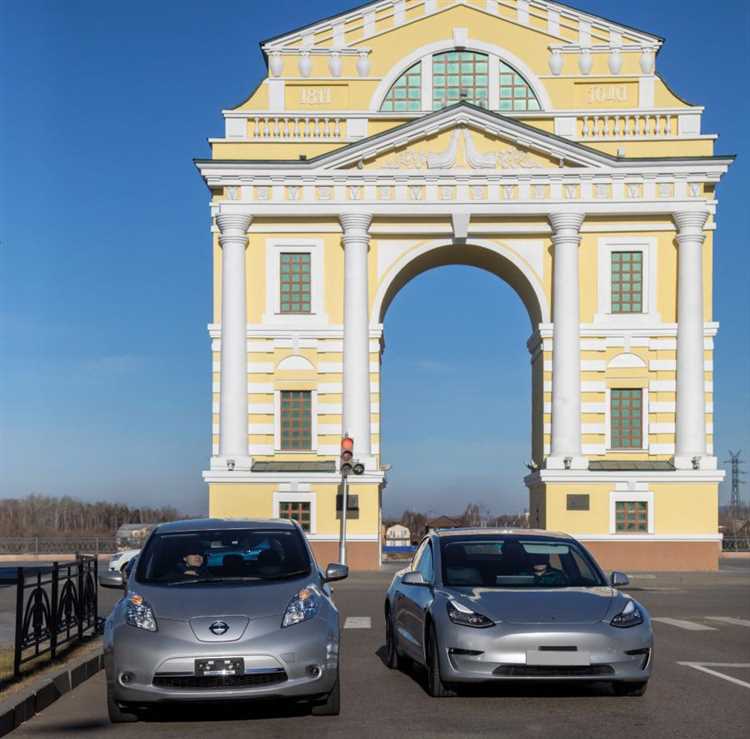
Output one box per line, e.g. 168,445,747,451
7,561,750,738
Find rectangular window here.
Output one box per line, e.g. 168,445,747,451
611,251,643,313
278,501,311,532
615,501,648,533
279,253,311,314
280,391,312,450
611,389,643,449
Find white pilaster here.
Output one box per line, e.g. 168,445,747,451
340,212,374,466
215,213,253,471
673,210,713,470
547,211,586,470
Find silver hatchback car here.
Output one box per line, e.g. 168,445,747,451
385,529,652,697
101,518,347,722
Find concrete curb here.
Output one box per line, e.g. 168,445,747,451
0,651,104,737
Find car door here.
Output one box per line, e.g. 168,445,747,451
398,539,435,662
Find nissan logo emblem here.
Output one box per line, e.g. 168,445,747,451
209,620,229,636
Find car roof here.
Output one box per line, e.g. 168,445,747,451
152,518,298,534
429,527,574,540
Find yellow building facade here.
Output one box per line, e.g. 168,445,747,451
196,0,732,570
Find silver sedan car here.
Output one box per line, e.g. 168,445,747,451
384,528,652,697
101,518,347,722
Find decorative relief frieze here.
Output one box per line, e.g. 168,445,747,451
225,185,240,201
658,182,674,199
594,183,610,199
626,183,643,199
563,183,579,200
317,186,333,200
470,184,487,200
439,185,455,201
377,185,393,200
408,185,425,201
287,185,301,201
255,185,270,201
348,185,363,200
688,182,702,198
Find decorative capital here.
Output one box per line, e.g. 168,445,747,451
340,212,372,244
673,210,708,242
216,213,252,247
548,211,585,244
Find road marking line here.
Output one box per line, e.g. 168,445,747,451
705,617,750,628
652,617,716,631
678,662,750,690
344,616,372,629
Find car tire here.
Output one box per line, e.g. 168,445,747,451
311,668,340,716
107,684,139,723
385,610,408,671
612,680,648,697
426,624,457,698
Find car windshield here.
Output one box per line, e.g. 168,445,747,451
440,537,604,588
135,528,311,585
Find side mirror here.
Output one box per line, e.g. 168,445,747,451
324,563,349,583
610,571,630,588
99,572,125,590
402,571,429,586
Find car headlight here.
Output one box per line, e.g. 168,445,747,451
610,599,644,628
125,593,158,632
282,585,320,628
447,600,494,628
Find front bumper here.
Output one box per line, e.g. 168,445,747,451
104,614,339,705
434,616,653,683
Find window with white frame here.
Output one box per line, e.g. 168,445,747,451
280,390,312,450
596,238,658,325
273,491,316,534
610,388,644,449
610,491,654,535
264,240,326,324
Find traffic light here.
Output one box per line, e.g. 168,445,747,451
340,436,354,476
340,436,365,476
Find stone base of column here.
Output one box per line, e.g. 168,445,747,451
210,455,252,472
673,454,718,471
545,455,588,471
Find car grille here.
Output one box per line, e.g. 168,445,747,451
153,671,288,690
493,664,615,678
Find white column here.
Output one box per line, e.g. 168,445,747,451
340,212,373,465
674,210,711,469
215,213,253,471
547,212,586,470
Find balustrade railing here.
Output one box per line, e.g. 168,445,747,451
579,112,678,139
249,115,347,141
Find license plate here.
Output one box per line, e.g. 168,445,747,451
526,651,590,666
195,658,244,676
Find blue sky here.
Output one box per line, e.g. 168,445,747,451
1,1,747,517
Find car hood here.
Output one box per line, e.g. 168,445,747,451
130,577,311,621
448,587,616,625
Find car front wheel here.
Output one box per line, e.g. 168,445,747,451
426,624,457,698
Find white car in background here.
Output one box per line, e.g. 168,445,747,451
107,549,140,576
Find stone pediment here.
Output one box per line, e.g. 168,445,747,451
313,103,615,172
360,126,560,171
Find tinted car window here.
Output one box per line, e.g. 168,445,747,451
136,529,311,585
441,537,604,588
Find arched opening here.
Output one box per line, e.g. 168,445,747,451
377,242,546,522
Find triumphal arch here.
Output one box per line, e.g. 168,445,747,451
196,0,732,570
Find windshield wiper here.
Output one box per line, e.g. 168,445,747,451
166,576,263,586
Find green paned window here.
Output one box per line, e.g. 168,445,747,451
280,391,312,450
432,51,489,109
279,501,311,532
611,389,643,449
279,253,311,314
611,251,643,313
615,501,648,533
380,62,422,112
496,62,540,112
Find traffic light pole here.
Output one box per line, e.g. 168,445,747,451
338,472,349,565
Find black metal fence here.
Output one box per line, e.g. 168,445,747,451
0,537,116,555
722,535,750,552
13,556,100,678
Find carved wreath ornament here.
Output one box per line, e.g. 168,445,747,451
379,128,539,170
